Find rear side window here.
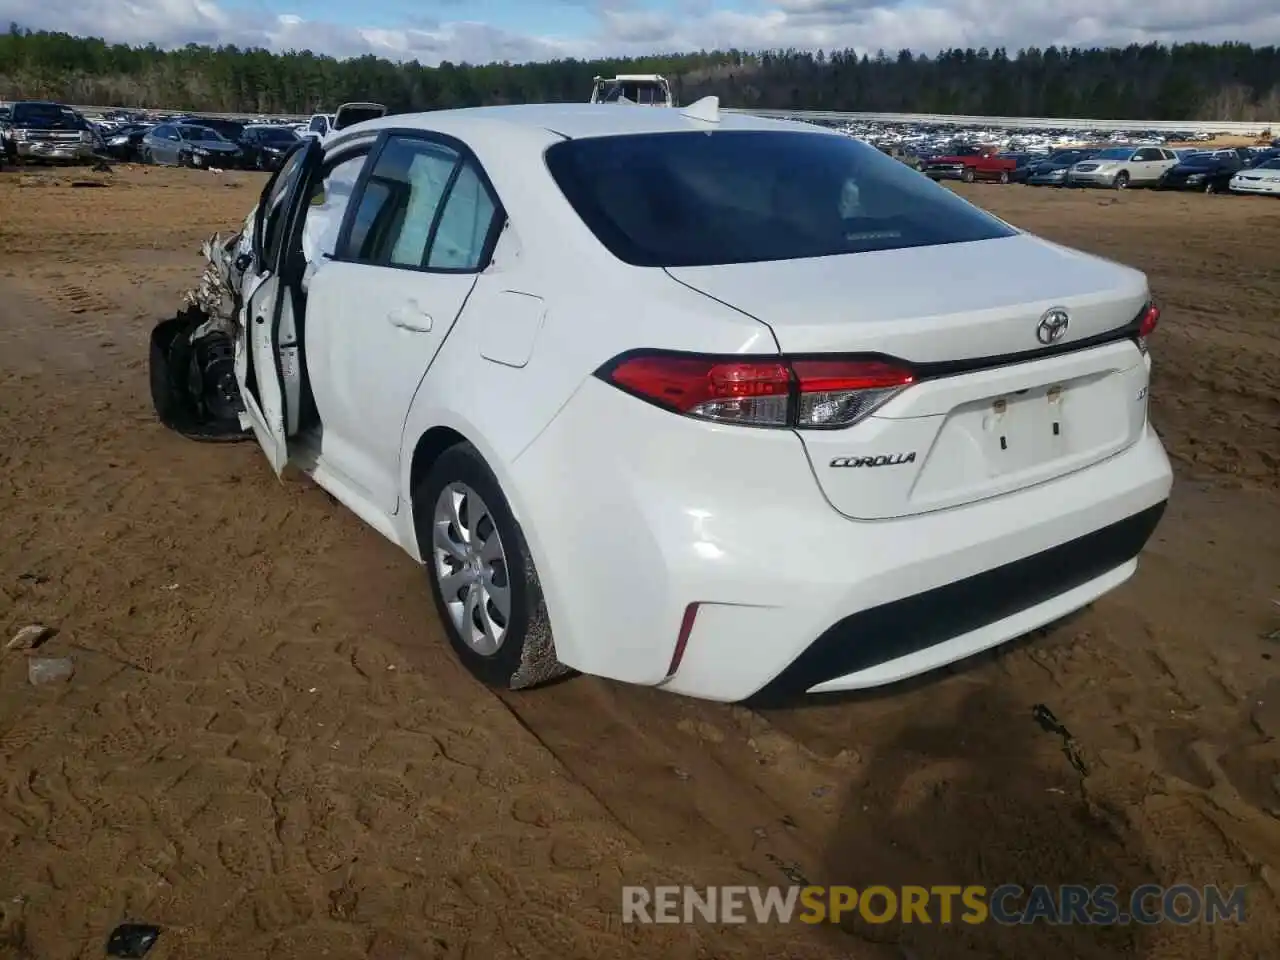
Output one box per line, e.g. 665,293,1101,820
545,131,1016,267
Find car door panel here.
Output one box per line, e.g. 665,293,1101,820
304,131,503,515
304,261,477,510
234,137,324,474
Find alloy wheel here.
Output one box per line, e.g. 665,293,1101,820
431,482,511,656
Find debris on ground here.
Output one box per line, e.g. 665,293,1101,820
27,657,74,685
6,624,53,651
1249,679,1280,739
106,923,160,958
1032,703,1089,776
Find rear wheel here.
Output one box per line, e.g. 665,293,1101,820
418,443,567,690
961,167,976,183
998,170,1010,184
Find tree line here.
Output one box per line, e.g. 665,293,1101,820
1,26,1277,123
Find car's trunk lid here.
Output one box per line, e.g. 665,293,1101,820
666,234,1152,520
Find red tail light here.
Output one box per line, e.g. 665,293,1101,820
1138,302,1159,338
597,351,915,428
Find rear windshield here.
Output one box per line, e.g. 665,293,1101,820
545,130,1016,267
12,102,77,128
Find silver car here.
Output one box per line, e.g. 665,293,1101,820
1068,146,1179,189
141,123,244,168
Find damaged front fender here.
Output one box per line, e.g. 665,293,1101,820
149,227,255,442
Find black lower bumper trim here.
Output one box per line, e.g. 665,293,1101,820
753,501,1167,702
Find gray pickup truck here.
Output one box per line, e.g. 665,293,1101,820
2,100,94,165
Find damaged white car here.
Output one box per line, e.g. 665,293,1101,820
151,103,1172,703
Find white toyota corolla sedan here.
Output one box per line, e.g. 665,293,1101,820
151,100,1173,703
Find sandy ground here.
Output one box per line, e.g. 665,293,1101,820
0,164,1277,960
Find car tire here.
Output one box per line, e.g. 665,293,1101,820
961,168,976,183
998,170,1010,184
1113,171,1130,189
418,442,568,691
149,311,251,443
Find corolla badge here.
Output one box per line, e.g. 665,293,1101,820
1036,307,1070,345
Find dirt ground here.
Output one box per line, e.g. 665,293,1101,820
0,164,1277,960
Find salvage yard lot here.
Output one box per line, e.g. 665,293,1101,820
0,165,1278,960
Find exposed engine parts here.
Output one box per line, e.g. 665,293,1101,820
150,229,254,442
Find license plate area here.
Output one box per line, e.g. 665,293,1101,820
907,367,1142,510
979,383,1071,474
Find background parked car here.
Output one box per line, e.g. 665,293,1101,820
997,151,1039,183
142,123,243,167
237,124,300,170
876,143,923,170
923,144,1018,182
1025,148,1098,186
104,124,153,162
180,115,245,146
1068,146,1179,189
2,100,93,164
1230,156,1280,195
1158,150,1244,193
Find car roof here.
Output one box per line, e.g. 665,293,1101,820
340,102,832,142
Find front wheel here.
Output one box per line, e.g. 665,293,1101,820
419,443,568,690
998,170,1010,184
961,168,976,183
1113,171,1130,189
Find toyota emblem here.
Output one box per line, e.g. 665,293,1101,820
1036,308,1070,345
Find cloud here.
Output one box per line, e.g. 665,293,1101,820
0,0,1277,67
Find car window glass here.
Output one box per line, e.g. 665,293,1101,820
426,160,498,270
310,116,327,134
340,136,459,267
262,146,312,265
303,153,368,262
545,131,1016,267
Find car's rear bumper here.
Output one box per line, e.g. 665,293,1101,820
513,377,1173,702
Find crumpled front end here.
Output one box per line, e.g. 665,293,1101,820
149,228,254,442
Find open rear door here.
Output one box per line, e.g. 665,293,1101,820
237,137,324,475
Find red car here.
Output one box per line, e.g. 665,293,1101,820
923,145,1019,184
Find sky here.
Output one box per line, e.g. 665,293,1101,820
1,0,1278,67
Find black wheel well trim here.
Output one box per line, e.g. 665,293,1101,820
408,425,470,550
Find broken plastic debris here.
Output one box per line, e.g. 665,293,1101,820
27,657,74,685
106,923,160,958
7,624,53,651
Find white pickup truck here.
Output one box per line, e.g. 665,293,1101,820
300,102,387,142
